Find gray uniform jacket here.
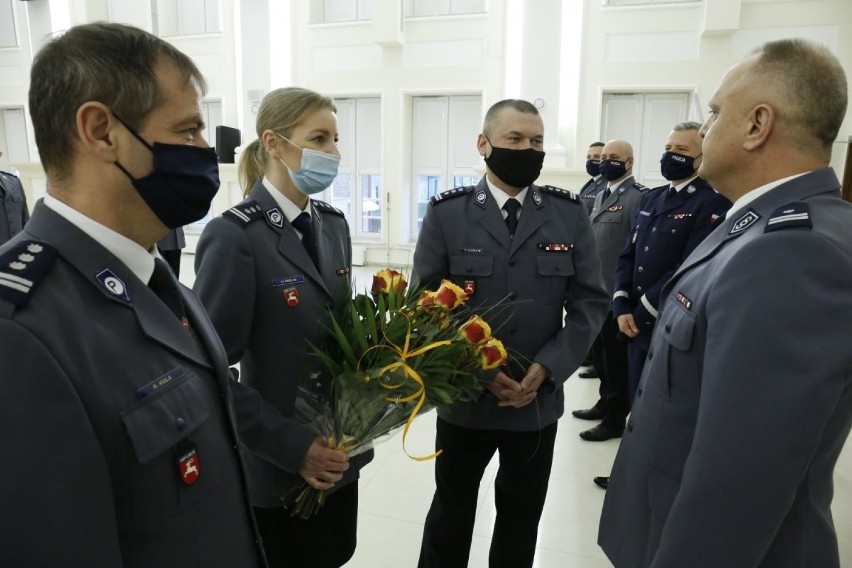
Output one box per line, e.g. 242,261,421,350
590,176,648,295
0,170,29,244
412,178,609,431
194,182,372,508
0,202,263,566
599,168,852,567
157,226,186,251
579,175,607,216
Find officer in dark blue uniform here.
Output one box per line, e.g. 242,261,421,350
0,150,29,245
613,122,731,402
578,141,607,216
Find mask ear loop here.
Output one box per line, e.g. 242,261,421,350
111,112,155,181
274,132,304,171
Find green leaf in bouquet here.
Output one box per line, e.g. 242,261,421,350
330,315,359,370
348,302,369,354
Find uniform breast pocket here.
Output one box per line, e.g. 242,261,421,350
449,254,493,278
658,301,700,406
120,371,219,526
536,253,575,304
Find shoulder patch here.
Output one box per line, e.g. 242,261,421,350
223,200,265,227
632,182,649,192
430,185,474,206
765,202,812,233
0,240,58,308
313,199,345,218
540,185,580,203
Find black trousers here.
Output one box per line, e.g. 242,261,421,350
589,313,630,429
418,417,558,568
253,480,358,568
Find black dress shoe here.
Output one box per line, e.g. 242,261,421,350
579,424,624,442
571,407,605,420
593,476,609,489
578,367,598,379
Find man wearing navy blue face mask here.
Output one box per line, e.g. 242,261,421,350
0,22,273,566
613,122,731,405
572,140,647,455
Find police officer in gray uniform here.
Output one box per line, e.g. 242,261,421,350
573,139,647,450
195,87,370,568
600,39,852,567
415,99,608,568
578,141,607,215
0,23,270,566
0,150,29,245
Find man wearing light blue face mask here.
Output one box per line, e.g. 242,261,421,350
194,87,370,568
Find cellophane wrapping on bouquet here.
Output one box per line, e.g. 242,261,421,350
283,269,508,518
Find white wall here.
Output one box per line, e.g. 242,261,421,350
2,0,851,266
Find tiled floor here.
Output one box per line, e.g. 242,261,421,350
178,258,851,567
343,372,852,568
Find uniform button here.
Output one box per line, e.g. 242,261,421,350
636,286,643,293
637,386,643,397
671,229,677,234
508,258,516,266
466,266,473,273
644,246,649,252
508,327,517,334
638,266,644,273
627,421,634,432
508,291,517,300
175,417,187,430
647,351,653,360
651,227,656,232
665,324,672,333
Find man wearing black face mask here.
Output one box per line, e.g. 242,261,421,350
613,122,731,404
0,23,274,566
573,139,647,455
579,141,607,215
414,99,608,568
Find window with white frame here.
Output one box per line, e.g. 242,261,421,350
0,0,16,48
330,98,382,239
324,0,372,22
180,0,220,34
605,0,699,6
411,95,482,237
412,0,484,17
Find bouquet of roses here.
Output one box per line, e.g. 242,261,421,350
285,268,508,518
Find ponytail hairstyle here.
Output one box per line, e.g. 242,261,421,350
238,87,337,196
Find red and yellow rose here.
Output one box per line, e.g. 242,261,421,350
372,268,407,295
433,279,467,310
458,315,492,345
478,338,508,370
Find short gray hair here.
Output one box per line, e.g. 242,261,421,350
672,121,702,132
482,99,539,138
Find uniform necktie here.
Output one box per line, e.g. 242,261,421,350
667,186,678,200
292,212,320,269
602,186,612,202
149,257,189,330
503,198,521,238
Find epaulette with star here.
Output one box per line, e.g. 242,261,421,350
0,240,58,310
540,185,580,203
313,199,345,218
632,182,650,192
223,200,265,227
430,186,475,206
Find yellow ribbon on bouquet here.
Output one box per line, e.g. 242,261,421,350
370,316,452,461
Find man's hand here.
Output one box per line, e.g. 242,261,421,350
490,363,550,408
617,313,640,337
298,437,349,490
